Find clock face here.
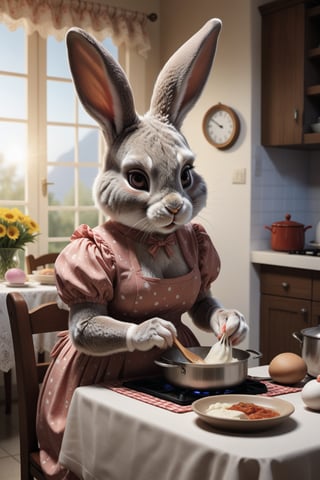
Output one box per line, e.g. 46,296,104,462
203,104,240,149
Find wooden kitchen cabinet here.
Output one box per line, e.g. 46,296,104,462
312,301,320,325
260,0,320,148
312,273,320,300
312,273,320,324
259,265,320,364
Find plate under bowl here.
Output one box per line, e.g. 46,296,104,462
4,282,30,288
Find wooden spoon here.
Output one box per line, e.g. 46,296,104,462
173,337,205,364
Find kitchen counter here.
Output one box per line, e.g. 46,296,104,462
251,250,320,271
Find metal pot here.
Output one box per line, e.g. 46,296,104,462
154,346,262,390
265,214,312,251
292,326,320,377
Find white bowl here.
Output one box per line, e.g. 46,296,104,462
311,123,320,133
29,272,56,285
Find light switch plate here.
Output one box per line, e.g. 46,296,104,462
232,168,246,184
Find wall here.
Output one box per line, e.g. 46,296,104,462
159,0,255,347
309,152,320,229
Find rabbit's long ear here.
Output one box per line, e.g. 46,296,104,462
66,28,139,143
150,19,221,129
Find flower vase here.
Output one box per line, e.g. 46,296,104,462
0,248,20,281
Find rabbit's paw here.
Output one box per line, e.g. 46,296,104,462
126,318,177,351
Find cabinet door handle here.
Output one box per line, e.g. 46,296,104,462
281,282,289,289
300,308,308,320
293,109,298,121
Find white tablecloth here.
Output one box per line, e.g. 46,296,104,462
0,282,59,372
59,366,320,480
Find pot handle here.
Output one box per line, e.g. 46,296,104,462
246,349,263,360
292,331,303,344
264,225,272,232
154,359,179,368
304,225,312,232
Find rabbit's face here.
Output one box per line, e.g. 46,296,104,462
94,117,207,234
67,20,221,234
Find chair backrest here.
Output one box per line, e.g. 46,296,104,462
7,292,69,480
25,253,59,274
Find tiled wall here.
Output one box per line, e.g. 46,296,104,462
251,146,320,250
309,152,320,235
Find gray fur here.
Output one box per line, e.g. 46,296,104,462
65,20,226,355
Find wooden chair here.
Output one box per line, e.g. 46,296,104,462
3,369,12,414
4,252,59,414
25,253,59,274
7,291,69,480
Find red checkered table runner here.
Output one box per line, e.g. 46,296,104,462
105,380,302,414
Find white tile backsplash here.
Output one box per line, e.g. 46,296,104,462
251,146,319,250
309,152,320,223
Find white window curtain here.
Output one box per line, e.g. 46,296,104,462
0,0,151,56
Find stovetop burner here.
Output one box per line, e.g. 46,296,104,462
123,377,268,405
288,248,320,256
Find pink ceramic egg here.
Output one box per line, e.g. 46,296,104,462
5,268,27,284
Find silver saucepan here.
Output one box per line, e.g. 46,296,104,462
154,346,262,389
292,326,320,377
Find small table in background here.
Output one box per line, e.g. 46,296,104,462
0,282,59,413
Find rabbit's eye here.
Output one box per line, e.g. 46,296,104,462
127,169,149,191
181,165,193,188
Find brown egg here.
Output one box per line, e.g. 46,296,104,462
268,352,307,385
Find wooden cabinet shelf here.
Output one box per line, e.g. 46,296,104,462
304,132,320,144
308,47,320,60
306,85,320,96
260,0,320,149
308,4,320,18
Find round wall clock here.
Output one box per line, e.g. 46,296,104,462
202,103,240,149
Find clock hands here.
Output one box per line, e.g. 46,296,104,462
211,118,223,129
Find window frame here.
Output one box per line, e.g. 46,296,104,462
1,27,147,257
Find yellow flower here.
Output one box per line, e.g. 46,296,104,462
11,208,25,222
0,207,39,247
2,209,19,223
24,216,40,234
0,224,7,238
7,225,20,240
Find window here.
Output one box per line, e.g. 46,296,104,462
0,24,118,254
0,25,27,205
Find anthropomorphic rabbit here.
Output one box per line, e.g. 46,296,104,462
37,19,248,479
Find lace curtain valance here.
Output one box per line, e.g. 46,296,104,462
0,0,151,56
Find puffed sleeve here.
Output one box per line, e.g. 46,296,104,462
55,224,116,306
192,223,221,292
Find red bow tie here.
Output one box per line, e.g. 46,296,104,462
147,234,176,258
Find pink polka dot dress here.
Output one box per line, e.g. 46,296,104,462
36,221,220,479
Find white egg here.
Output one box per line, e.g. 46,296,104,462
5,268,27,284
302,375,320,411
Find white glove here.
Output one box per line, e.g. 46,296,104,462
210,308,248,345
126,318,177,352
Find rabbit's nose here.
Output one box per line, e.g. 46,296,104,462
166,205,181,214
164,194,183,214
